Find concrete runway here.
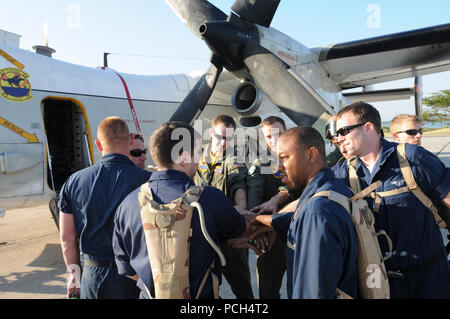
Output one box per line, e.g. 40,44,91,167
0,134,449,299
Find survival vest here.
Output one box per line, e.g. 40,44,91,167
137,184,226,299
293,184,392,299
347,143,447,229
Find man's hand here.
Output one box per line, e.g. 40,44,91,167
278,198,299,213
250,198,278,214
228,226,276,256
234,205,256,223
60,212,81,299
228,237,263,256
250,191,290,214
66,265,81,299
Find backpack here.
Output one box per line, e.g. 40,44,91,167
293,185,392,299
347,143,447,229
137,183,226,299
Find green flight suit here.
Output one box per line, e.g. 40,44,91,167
193,145,253,299
246,156,289,299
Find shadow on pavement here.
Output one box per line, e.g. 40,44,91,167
0,243,66,297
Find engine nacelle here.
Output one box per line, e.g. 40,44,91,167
231,81,263,116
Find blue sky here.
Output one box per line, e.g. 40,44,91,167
1,0,449,121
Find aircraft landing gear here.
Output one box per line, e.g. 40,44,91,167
49,194,60,231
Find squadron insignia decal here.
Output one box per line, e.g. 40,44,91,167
0,68,33,102
273,171,283,179
198,157,208,173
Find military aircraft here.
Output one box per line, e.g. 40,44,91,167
1,0,450,228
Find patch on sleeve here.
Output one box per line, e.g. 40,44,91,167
198,157,208,173
233,162,244,168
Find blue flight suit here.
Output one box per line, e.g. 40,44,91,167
112,169,247,298
58,153,151,299
272,168,358,299
332,138,450,298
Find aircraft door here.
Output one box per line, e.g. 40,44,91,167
42,97,92,192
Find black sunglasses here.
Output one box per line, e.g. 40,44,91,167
130,148,147,157
396,128,423,136
336,122,366,137
213,131,233,141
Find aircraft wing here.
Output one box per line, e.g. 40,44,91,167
318,23,450,89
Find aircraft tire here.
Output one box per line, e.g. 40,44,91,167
49,194,60,231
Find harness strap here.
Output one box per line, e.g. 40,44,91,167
336,288,353,299
351,181,382,201
396,143,445,228
293,190,351,220
346,144,446,228
195,260,219,299
312,190,351,213
347,156,360,194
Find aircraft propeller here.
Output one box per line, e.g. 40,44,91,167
168,0,332,127
168,0,281,123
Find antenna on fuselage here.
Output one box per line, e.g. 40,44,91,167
33,21,56,58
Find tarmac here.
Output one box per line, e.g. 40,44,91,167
0,134,449,299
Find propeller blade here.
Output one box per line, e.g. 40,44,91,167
242,41,331,126
231,0,280,27
200,20,333,126
164,0,227,38
169,63,223,123
167,0,332,128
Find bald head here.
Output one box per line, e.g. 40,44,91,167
96,116,132,155
279,126,327,163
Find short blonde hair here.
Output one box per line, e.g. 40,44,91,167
389,114,421,134
97,116,130,147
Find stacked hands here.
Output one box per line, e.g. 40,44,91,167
227,206,276,257
178,198,292,256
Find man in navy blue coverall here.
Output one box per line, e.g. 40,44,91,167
238,126,359,298
59,116,151,299
112,121,258,298
332,102,450,299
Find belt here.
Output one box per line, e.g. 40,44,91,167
84,257,115,268
387,249,446,279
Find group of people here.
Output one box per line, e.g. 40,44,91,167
58,101,450,299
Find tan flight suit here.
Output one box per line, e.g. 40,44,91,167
193,145,253,299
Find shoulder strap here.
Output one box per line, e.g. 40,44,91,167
396,144,445,228
180,186,204,210
312,190,351,214
137,182,157,209
293,190,351,220
347,156,361,194
138,182,183,211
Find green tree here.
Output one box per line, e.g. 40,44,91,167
422,89,450,124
